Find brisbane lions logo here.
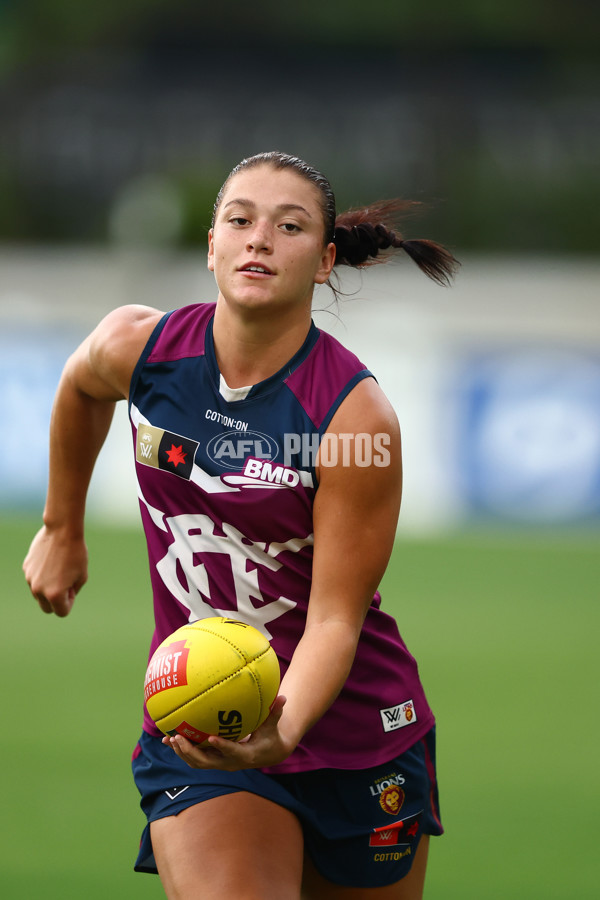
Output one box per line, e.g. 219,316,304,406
379,785,405,816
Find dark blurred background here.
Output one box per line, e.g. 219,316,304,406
1,0,598,252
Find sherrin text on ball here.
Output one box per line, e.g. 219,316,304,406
144,617,280,744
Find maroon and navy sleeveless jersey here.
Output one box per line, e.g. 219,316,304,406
129,302,435,772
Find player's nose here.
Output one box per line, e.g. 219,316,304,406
246,221,273,253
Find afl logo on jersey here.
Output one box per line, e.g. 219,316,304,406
207,430,280,470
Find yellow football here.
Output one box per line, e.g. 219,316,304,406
144,617,280,744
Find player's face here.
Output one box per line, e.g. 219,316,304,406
208,165,336,316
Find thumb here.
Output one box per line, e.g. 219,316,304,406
268,694,287,721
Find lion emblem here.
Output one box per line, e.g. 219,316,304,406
379,785,405,816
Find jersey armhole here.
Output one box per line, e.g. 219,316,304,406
318,369,376,435
311,369,376,488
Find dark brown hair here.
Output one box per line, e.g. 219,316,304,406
213,151,459,287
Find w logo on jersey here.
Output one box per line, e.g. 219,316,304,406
136,424,198,480
369,816,421,847
379,700,417,733
369,827,402,847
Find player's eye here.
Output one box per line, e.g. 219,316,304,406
280,222,301,233
229,216,250,226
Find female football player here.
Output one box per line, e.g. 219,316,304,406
24,151,458,899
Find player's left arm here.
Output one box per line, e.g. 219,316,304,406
166,376,402,770
274,375,402,749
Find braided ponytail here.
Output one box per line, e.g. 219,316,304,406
333,200,459,286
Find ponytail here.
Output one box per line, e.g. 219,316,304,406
333,199,459,286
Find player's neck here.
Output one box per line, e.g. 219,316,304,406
212,298,312,389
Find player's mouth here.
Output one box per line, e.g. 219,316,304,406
238,262,274,277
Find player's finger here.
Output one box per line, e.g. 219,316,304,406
34,587,75,617
248,694,286,737
164,733,225,768
34,593,54,614
45,588,74,617
52,590,75,617
162,734,191,763
205,734,243,755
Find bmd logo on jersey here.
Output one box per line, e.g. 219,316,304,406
221,457,301,490
207,430,279,470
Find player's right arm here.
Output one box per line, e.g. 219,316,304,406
23,304,163,617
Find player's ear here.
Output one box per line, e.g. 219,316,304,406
314,242,336,285
207,229,215,271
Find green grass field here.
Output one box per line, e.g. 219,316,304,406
2,517,598,898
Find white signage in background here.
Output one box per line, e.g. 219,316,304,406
0,325,139,520
457,351,600,522
0,329,79,508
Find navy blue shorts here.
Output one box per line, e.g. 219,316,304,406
132,728,443,889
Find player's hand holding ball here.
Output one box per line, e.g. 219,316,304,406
144,617,290,770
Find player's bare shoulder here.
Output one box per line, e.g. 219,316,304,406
74,304,163,401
